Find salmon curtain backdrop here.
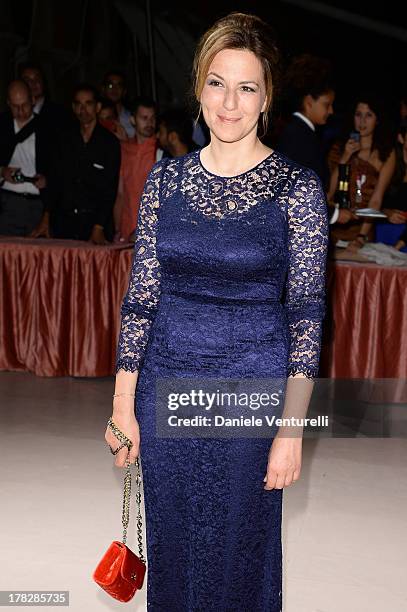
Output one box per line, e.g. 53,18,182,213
1,237,406,378
320,260,407,378
0,238,132,377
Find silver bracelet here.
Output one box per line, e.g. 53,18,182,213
113,393,135,398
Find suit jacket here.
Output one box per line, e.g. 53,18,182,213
276,115,326,183
44,121,121,231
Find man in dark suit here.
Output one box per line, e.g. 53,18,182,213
277,54,335,185
31,84,121,243
0,80,50,236
277,111,333,181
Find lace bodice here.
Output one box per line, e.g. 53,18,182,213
116,149,328,379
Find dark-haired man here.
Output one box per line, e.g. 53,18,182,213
19,61,71,130
32,84,120,243
131,97,157,145
277,54,335,183
158,109,195,158
114,97,162,242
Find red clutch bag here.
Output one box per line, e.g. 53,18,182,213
92,418,146,602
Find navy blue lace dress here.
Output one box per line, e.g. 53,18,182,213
115,149,328,611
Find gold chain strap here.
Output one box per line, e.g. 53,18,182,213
107,418,146,564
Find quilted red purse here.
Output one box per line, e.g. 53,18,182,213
92,418,146,602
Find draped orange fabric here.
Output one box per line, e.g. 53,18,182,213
0,237,132,377
320,260,407,378
119,136,157,241
1,237,406,378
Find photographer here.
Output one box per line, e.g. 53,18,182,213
0,80,50,236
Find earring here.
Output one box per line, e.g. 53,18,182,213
261,112,269,137
194,104,202,126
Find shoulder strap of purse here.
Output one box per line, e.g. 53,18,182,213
122,457,146,564
13,115,39,146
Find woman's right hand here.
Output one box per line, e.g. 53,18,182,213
384,208,407,224
340,138,361,164
105,408,140,468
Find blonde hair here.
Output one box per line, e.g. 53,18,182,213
192,12,281,136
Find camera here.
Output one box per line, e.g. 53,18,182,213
12,170,36,184
349,131,360,143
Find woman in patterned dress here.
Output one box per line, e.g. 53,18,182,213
106,12,328,611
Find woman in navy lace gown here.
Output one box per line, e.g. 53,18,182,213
106,12,328,612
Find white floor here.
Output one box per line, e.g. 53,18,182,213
1,371,406,612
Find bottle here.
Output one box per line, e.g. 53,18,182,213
355,173,366,204
335,163,351,209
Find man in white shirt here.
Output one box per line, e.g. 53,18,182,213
0,80,49,236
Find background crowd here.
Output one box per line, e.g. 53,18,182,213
0,56,406,251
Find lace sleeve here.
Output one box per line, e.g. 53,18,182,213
284,168,329,379
115,160,166,374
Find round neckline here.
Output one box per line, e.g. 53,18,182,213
197,148,276,180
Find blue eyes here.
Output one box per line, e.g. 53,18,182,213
207,80,256,93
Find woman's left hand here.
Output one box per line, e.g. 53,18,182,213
263,436,302,489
